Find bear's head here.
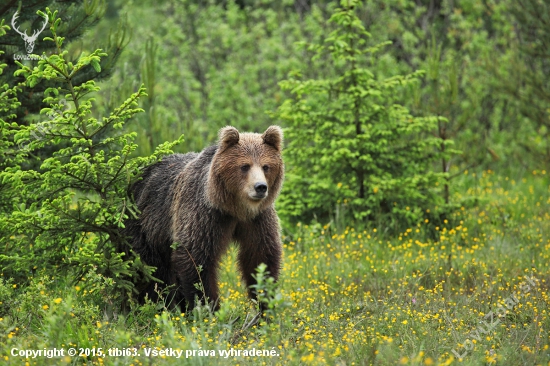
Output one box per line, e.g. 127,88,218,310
207,125,284,221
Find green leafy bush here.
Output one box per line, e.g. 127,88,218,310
276,0,456,231
0,9,182,308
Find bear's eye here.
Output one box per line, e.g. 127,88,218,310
262,165,269,172
241,164,250,172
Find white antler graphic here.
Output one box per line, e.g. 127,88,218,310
11,11,49,54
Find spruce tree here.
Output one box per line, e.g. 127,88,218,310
0,7,179,309
277,0,454,230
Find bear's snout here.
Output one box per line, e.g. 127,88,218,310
254,182,268,196
250,180,268,200
245,165,269,201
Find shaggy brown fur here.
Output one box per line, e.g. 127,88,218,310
124,126,284,310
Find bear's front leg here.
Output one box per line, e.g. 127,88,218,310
171,213,235,311
234,207,282,309
171,244,221,311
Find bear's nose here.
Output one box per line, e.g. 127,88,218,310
254,183,268,194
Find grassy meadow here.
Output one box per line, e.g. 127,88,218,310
1,169,548,365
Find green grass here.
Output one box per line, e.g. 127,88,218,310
1,169,549,365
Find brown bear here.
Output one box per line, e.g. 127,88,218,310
124,126,284,311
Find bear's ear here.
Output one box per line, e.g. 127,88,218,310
262,125,283,151
218,126,240,151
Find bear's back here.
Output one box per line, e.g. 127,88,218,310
131,152,199,249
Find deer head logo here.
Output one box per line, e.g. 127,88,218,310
11,11,49,54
